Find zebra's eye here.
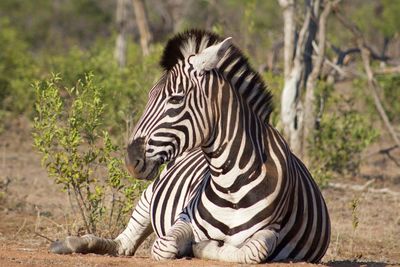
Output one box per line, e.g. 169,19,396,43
168,95,185,105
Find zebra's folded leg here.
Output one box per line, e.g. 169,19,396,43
51,182,154,256
50,234,119,255
192,229,279,264
151,219,194,260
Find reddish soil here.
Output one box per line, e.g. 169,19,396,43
0,116,399,266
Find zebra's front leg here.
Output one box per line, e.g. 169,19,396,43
192,229,278,264
113,182,154,255
50,182,154,256
152,219,194,260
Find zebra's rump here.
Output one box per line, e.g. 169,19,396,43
268,157,330,262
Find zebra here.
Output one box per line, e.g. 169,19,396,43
50,29,330,263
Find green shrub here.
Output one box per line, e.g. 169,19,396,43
309,95,379,186
376,74,400,123
353,74,400,124
33,74,148,236
0,19,38,115
43,39,162,140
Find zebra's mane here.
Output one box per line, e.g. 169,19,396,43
160,29,273,121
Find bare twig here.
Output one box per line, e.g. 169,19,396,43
363,144,400,167
330,45,391,64
13,218,27,238
41,216,65,229
363,145,399,158
387,153,400,167
72,185,91,234
34,232,54,243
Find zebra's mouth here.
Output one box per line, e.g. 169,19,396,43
125,157,161,180
126,136,162,180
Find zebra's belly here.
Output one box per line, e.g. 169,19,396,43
189,198,274,247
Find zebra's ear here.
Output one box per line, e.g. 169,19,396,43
190,37,232,74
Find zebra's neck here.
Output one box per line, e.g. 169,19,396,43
216,47,273,121
202,76,268,192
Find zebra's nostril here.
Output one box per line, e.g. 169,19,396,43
126,137,147,174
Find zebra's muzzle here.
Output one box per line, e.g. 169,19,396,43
126,137,160,180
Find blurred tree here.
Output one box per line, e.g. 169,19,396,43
0,0,113,51
279,0,335,160
132,0,152,56
278,0,295,79
352,0,400,61
115,0,130,67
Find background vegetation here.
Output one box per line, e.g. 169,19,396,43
0,0,399,234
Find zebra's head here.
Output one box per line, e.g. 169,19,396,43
125,31,232,180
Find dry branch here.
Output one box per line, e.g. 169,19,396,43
374,66,400,75
34,232,55,243
328,180,400,197
364,145,399,158
330,45,391,64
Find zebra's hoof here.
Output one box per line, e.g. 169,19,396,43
151,237,179,260
192,240,219,259
49,236,88,254
49,240,73,254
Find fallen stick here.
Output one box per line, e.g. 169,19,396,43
13,218,27,238
328,179,400,197
34,231,54,243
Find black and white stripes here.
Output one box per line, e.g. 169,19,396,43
124,30,331,263
50,29,330,264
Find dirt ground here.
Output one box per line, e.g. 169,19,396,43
0,117,399,266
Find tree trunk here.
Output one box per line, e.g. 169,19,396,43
132,0,152,56
280,0,314,157
114,0,129,68
279,0,336,159
303,0,333,161
278,0,296,80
